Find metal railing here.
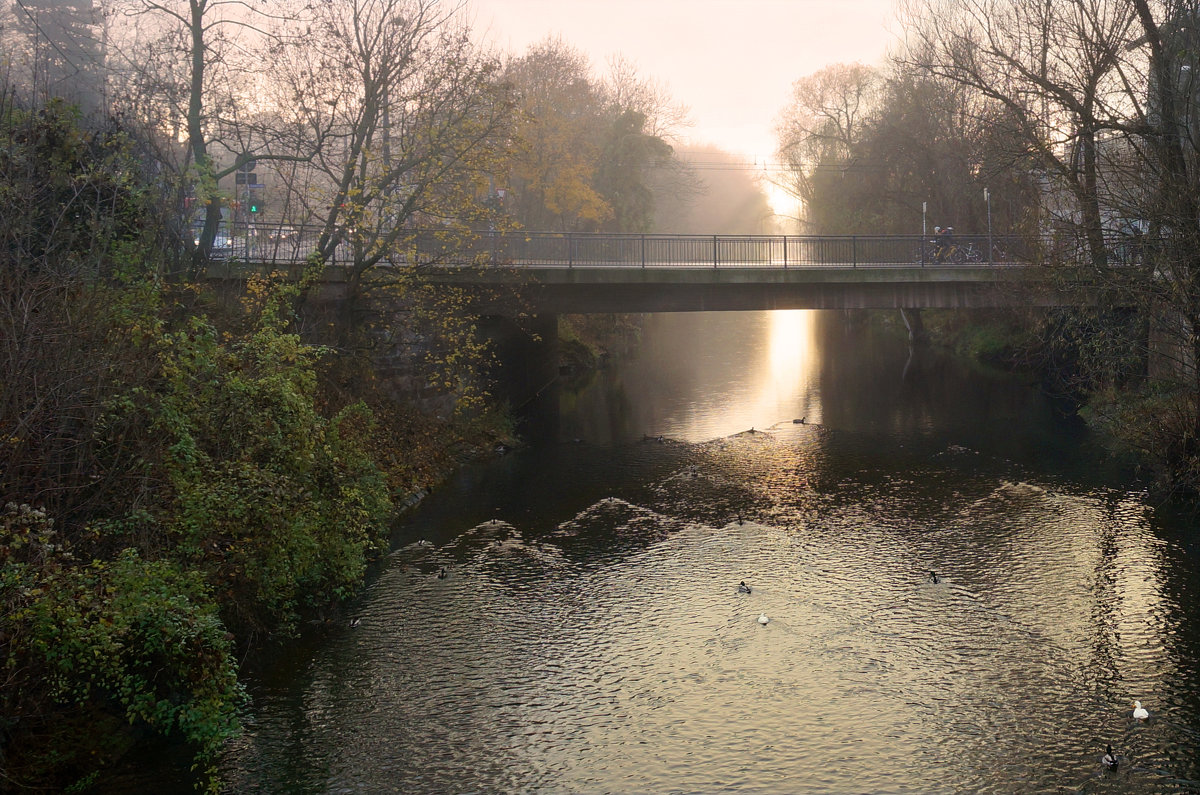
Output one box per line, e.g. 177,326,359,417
410,231,1030,268
202,225,1032,269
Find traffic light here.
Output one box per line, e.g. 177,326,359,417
249,201,261,214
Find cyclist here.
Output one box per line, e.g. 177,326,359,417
934,226,954,263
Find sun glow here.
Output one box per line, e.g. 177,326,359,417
767,309,813,386
761,175,804,233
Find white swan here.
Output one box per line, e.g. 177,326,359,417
1132,700,1149,721
758,614,769,625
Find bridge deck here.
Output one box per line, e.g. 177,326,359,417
208,229,1029,269
203,230,1089,312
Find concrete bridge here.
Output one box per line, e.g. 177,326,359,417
424,260,1067,314
211,230,1085,313
206,229,1099,406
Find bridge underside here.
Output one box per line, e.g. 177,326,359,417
526,280,1034,313
431,265,1078,314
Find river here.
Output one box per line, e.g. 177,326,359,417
212,311,1200,792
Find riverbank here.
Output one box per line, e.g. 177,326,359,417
880,307,1198,506
0,264,520,793
557,313,645,376
0,124,517,792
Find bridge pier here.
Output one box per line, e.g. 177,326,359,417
478,313,559,409
899,308,929,345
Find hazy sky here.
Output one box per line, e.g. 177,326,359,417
469,0,902,160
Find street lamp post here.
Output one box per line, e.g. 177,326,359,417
984,188,993,264
922,201,928,266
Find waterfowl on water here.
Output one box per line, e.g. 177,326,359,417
1132,700,1149,721
929,570,940,584
437,567,448,580
1102,745,1119,769
738,581,752,594
758,614,769,625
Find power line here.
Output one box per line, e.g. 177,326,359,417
13,0,102,84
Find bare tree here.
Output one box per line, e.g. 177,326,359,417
601,55,698,232
898,0,1144,266
267,0,512,294
105,0,310,273
604,54,691,142
775,63,881,226
899,0,1200,491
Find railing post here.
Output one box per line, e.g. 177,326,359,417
852,236,857,267
641,234,646,268
713,235,719,268
568,233,574,269
782,235,788,269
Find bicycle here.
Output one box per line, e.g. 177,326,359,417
943,243,982,264
913,240,986,266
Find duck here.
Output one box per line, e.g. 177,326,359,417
929,570,940,584
437,566,448,580
349,617,361,628
737,581,752,594
1102,744,1119,769
1132,700,1149,721
758,614,770,625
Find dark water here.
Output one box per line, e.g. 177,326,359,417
206,312,1200,792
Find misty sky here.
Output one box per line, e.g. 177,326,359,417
470,0,901,160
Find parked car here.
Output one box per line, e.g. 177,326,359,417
192,228,235,258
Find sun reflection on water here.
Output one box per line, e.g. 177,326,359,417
653,310,821,441
757,309,818,425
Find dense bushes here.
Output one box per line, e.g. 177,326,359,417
0,276,396,788
2,503,242,791
147,280,393,639
0,94,397,790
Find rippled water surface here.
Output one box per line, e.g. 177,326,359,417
224,312,1200,793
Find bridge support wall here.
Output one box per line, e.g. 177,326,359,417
477,314,559,409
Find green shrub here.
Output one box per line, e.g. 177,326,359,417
1,503,242,793
149,281,393,637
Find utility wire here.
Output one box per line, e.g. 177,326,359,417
13,0,101,83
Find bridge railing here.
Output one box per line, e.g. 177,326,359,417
411,231,1030,268
205,225,1031,268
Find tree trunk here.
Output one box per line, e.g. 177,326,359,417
187,0,219,279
